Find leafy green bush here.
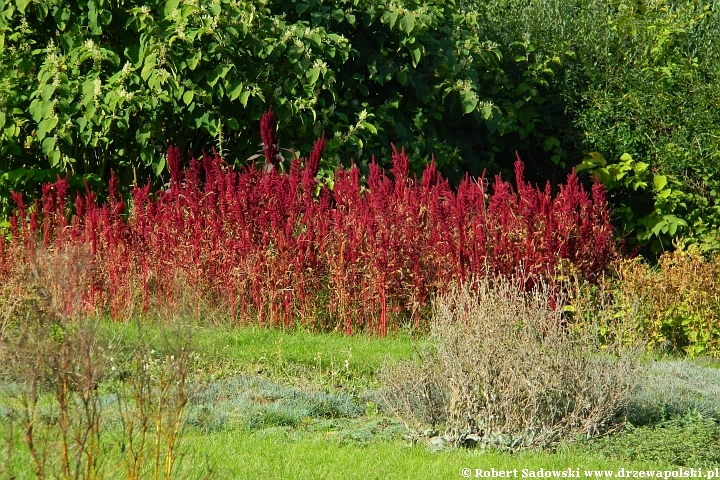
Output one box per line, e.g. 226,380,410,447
6,0,718,251
0,0,555,219
576,152,691,253
470,0,720,252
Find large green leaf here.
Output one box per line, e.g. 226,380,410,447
164,0,179,18
141,53,157,81
48,150,62,167
16,0,31,14
238,91,250,107
227,81,244,101
41,84,56,101
399,14,415,34
382,10,399,29
153,156,166,176
36,116,58,141
460,91,478,114
409,47,421,67
306,68,321,85
653,174,668,192
41,136,56,155
187,50,202,71
206,69,220,87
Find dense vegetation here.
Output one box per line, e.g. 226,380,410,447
472,0,720,252
2,0,719,252
0,134,616,336
1,0,719,357
0,0,553,211
2,1,720,475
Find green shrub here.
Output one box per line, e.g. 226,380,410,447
470,0,720,252
6,0,718,251
0,0,555,218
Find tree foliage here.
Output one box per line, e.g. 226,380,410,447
471,0,720,253
0,0,555,219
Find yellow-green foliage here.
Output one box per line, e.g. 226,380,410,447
615,246,720,357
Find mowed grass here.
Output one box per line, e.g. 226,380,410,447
2,318,720,479
178,431,679,480
102,319,422,386
1,428,679,480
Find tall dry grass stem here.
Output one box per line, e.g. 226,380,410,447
0,243,200,479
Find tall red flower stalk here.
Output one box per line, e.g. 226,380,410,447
260,107,278,167
0,121,617,335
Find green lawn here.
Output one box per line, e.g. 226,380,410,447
2,319,719,479
178,430,680,480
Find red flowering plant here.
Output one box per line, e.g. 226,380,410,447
0,111,616,335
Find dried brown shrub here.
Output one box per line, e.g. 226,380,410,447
381,277,643,449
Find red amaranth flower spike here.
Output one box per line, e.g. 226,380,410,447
167,146,182,190
260,107,278,167
303,132,325,194
10,191,26,220
1,132,618,333
108,169,119,203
